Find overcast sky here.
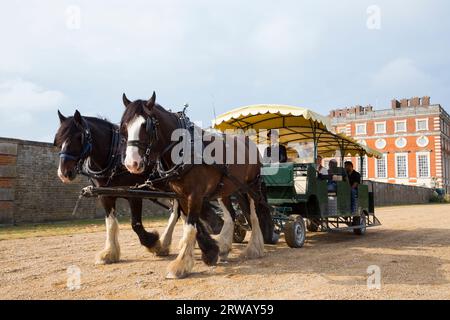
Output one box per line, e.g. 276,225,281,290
1,0,449,142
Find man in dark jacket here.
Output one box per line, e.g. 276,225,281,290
264,130,287,163
345,161,361,213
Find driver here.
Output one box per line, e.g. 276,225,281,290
263,130,287,163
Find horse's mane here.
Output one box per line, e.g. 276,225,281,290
54,116,115,147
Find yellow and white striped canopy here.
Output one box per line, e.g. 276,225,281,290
212,104,381,158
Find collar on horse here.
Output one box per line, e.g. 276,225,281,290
81,125,123,181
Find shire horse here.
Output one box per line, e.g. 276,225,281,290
54,110,223,264
120,92,274,279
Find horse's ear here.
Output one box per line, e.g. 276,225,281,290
122,93,131,107
57,110,67,123
73,110,82,125
144,91,156,115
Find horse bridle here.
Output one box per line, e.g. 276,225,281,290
59,118,93,172
126,116,159,165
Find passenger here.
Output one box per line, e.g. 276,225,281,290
327,159,339,192
345,161,361,214
264,130,287,163
316,155,328,177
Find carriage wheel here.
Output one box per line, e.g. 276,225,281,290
352,211,367,235
306,219,320,232
284,215,306,248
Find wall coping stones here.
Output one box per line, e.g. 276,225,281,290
0,142,18,155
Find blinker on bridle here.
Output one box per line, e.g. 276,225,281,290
126,116,159,163
59,118,93,168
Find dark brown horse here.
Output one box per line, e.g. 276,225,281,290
54,110,223,264
120,92,274,279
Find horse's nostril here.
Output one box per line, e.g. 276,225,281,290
133,161,138,168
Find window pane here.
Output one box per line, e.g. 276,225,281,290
396,155,407,178
418,154,429,177
377,155,387,178
356,124,365,134
417,120,427,130
376,123,385,133
358,157,367,178
396,122,406,132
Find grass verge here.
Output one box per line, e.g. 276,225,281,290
0,215,169,241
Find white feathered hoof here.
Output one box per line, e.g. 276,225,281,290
240,245,265,260
166,258,193,279
95,248,120,265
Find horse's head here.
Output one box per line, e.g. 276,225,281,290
120,92,158,174
54,110,92,183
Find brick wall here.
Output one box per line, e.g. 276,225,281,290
0,137,166,225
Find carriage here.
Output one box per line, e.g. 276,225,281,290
80,104,381,249
212,104,382,248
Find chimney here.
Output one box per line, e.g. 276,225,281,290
422,96,430,106
400,98,409,108
391,99,400,109
410,97,420,107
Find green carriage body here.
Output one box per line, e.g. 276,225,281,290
262,162,372,219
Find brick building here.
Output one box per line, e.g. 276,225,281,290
0,137,165,224
329,97,450,192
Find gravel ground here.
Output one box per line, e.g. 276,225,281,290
1,204,449,300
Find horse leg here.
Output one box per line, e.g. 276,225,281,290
157,200,181,256
240,194,265,259
95,196,121,264
166,196,202,279
195,215,219,266
129,198,161,254
214,197,235,261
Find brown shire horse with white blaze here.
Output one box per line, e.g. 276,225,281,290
120,92,274,279
54,110,223,264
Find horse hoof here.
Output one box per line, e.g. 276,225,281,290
240,248,264,260
203,252,219,266
145,240,162,255
155,248,170,257
166,271,188,280
218,253,229,263
95,250,120,265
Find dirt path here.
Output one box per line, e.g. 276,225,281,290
1,204,450,300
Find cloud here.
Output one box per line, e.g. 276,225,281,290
0,79,66,138
250,16,319,61
0,79,66,112
369,58,440,101
1,1,450,141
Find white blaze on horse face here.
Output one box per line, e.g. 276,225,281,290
125,115,146,173
57,141,71,183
